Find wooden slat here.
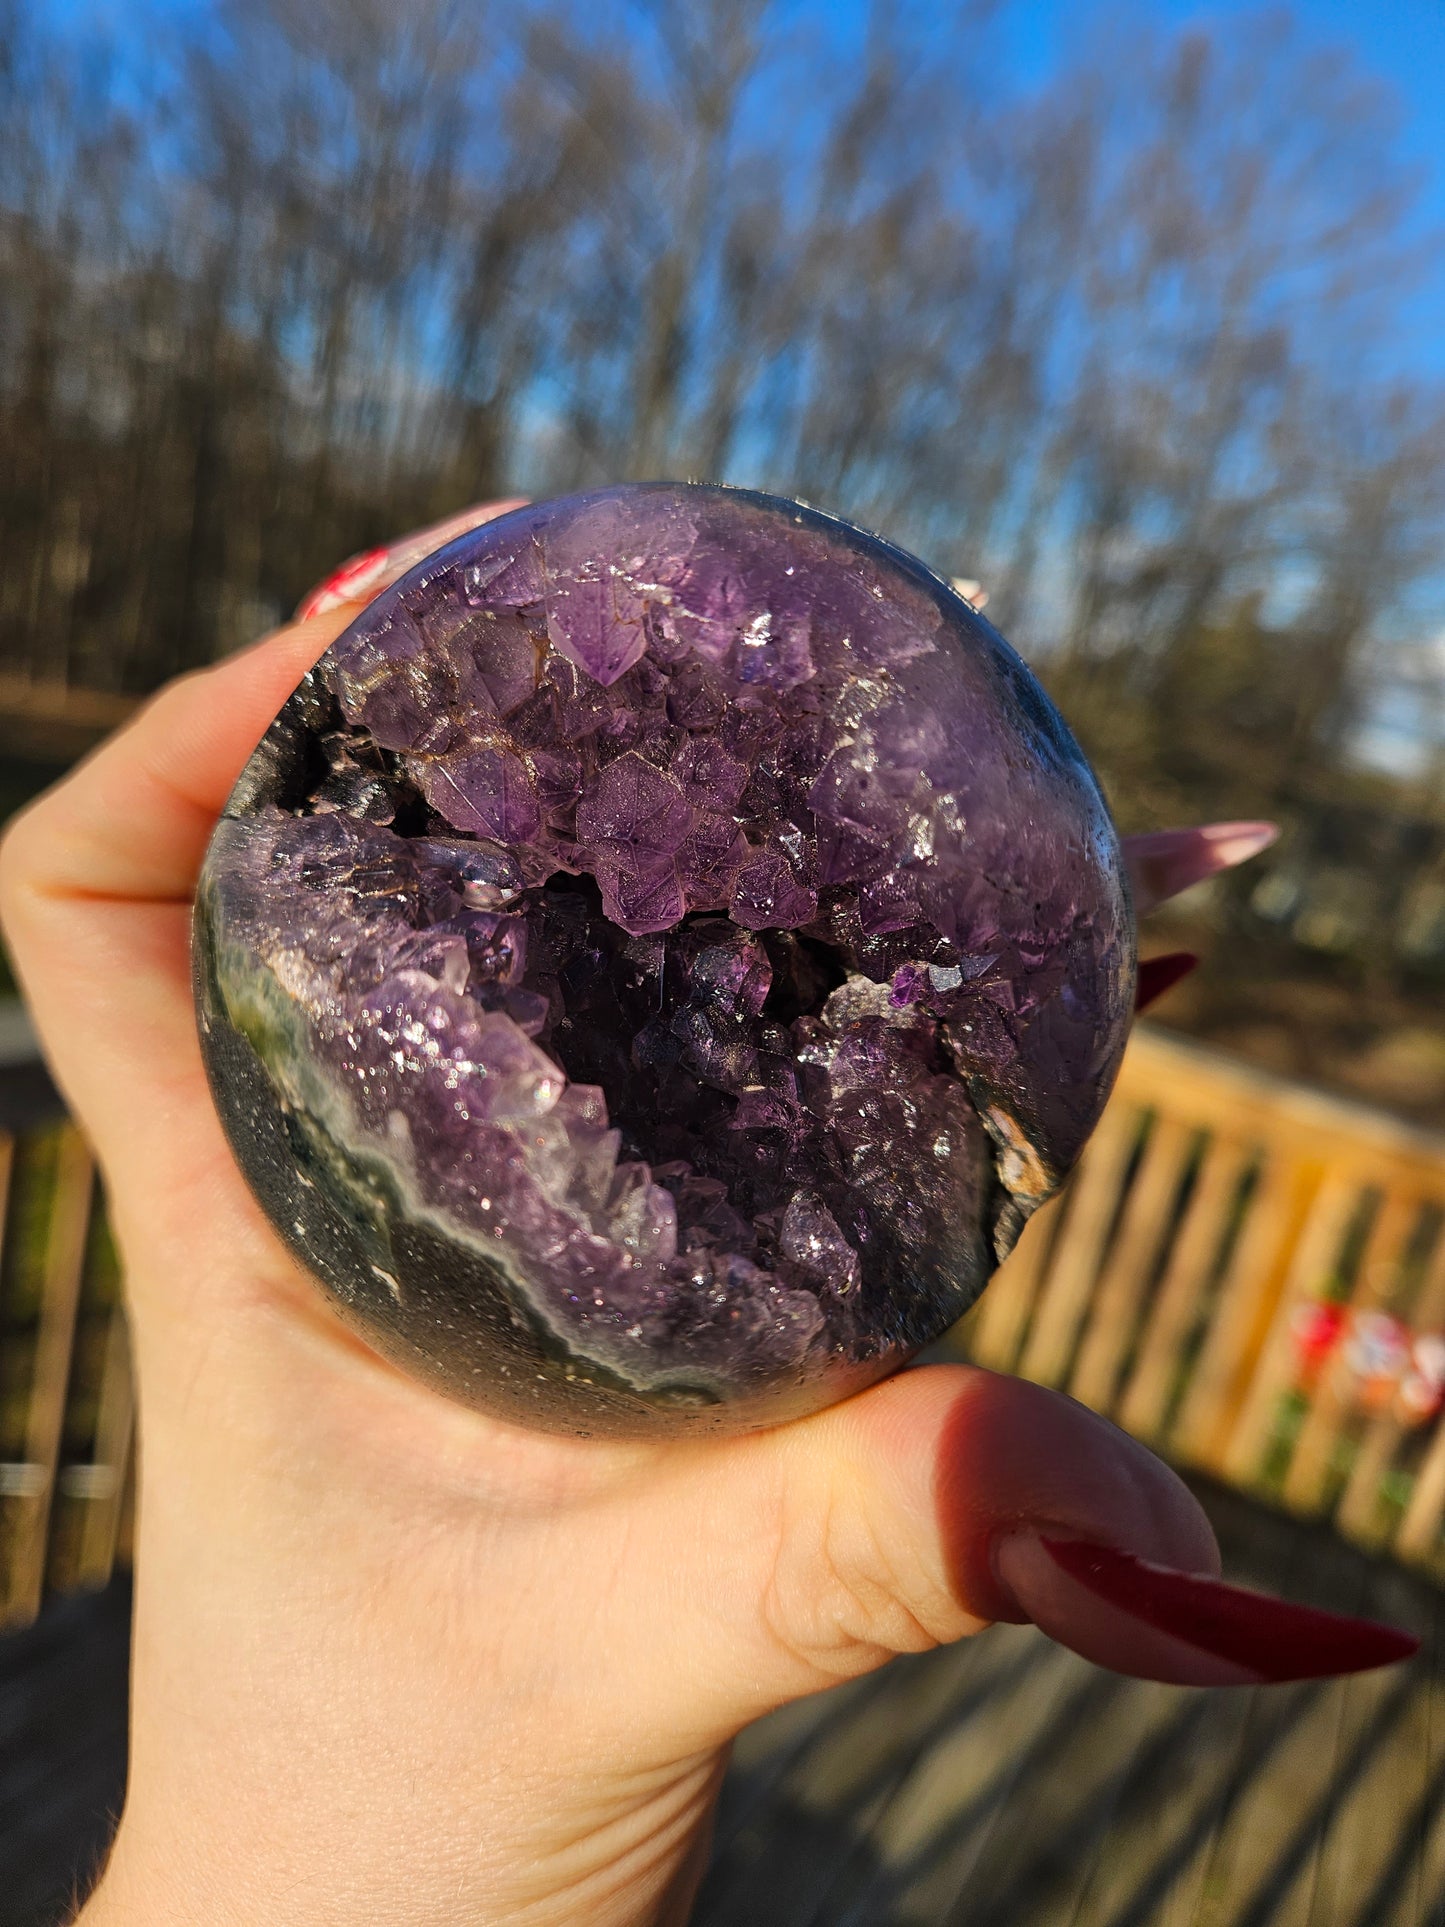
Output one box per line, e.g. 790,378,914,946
1118,1027,1445,1191
1338,1419,1417,1557
961,1023,1445,1571
0,1129,16,1450
1069,1114,1193,1415
113,1430,137,1574
4,1128,94,1628
818,1639,1085,1925
1222,1167,1361,1488
1398,1418,1445,1569
1116,1135,1250,1445
1335,1218,1445,1552
1282,1188,1422,1515
698,1485,1445,1927
0,675,138,737
0,1136,16,1269
930,1663,1164,1927
1061,1680,1261,1927
1408,1588,1445,1921
1165,1532,1384,1927
1170,1152,1316,1473
1017,1102,1139,1388
72,1306,135,1592
700,1638,1025,1925
1302,1629,1437,1925
965,1191,1065,1375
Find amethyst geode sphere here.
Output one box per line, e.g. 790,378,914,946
195,484,1134,1435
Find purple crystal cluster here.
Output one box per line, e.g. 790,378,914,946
196,484,1134,1434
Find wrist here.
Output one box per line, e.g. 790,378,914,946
76,1748,728,1927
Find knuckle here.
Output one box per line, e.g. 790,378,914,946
0,667,201,936
0,799,51,933
759,1472,959,1683
126,667,205,743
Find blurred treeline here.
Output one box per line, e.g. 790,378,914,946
2,0,1444,1109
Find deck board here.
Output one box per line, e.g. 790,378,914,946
0,1577,128,1927
695,1482,1445,1927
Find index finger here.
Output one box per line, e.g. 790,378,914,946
3,500,529,912
0,504,524,1170
4,616,346,910
0,617,356,1181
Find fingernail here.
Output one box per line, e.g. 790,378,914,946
992,1533,1419,1686
1124,821,1280,917
296,546,391,621
295,501,527,621
1136,951,1198,1012
1195,820,1280,867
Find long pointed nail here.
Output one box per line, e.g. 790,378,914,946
1124,822,1279,917
993,1532,1419,1685
295,500,529,621
1136,951,1198,1012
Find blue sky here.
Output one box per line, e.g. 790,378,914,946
44,0,1444,223
942,0,1445,370
998,0,1444,132
47,0,1445,152
29,0,1445,763
998,0,1445,333
36,0,1444,415
48,0,1441,355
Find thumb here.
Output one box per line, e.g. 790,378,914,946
735,1363,1416,1708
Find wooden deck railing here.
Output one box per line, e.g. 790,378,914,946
5,1021,1445,1628
0,1094,134,1632
959,1025,1445,1574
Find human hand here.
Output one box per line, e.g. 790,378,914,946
1,506,1412,1927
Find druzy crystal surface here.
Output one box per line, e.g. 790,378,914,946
195,484,1134,1435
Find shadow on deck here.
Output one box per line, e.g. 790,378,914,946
5,1481,1445,1927
697,1478,1443,1927
0,1577,128,1927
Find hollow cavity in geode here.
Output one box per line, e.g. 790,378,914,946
195,483,1135,1436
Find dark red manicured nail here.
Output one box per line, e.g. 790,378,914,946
1037,1536,1419,1683
1135,951,1198,1012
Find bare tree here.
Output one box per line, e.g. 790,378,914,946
0,0,1438,791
